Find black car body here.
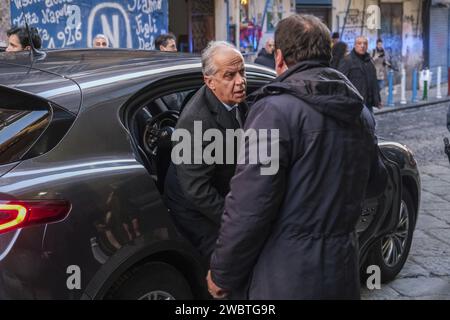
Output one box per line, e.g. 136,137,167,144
0,49,420,299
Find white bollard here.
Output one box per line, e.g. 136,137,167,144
437,66,442,98
400,67,407,104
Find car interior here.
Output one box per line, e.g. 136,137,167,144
128,87,197,194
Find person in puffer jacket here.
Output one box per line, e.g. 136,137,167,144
207,14,387,300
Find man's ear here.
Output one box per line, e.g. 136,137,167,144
275,49,288,76
204,75,215,91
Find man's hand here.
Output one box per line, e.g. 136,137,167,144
206,270,229,299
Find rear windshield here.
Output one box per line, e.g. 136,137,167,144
0,108,50,165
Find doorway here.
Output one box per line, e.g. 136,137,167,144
168,0,189,52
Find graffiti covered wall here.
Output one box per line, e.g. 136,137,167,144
10,0,168,49
332,0,424,86
333,0,379,50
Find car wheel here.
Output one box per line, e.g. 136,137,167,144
107,262,193,300
364,188,415,283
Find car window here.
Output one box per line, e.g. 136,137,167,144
0,108,50,165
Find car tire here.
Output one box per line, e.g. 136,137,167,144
363,188,415,283
107,262,193,300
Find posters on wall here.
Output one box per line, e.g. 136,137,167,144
10,0,168,49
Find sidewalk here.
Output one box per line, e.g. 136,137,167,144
374,82,450,115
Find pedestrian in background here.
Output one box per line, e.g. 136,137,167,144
330,32,348,69
338,36,382,111
254,38,275,69
6,26,41,52
372,38,393,92
331,31,340,47
155,33,177,52
331,41,348,69
93,34,109,48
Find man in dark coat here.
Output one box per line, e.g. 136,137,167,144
164,41,247,262
207,14,385,299
338,36,381,112
254,38,275,69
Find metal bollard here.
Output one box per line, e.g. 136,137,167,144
412,69,418,103
448,67,450,96
388,69,394,107
400,67,407,104
437,66,442,99
423,80,428,100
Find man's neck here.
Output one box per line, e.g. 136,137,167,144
354,49,367,59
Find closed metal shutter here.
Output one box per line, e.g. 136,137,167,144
429,7,448,84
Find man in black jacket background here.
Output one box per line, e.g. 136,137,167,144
164,41,247,262
254,38,275,69
207,14,386,299
338,36,382,112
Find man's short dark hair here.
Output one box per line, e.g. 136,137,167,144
7,26,42,49
155,33,176,50
275,14,331,66
376,38,383,44
332,32,340,39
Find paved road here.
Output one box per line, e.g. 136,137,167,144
362,102,450,300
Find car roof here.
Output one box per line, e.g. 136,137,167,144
0,49,275,114
31,49,202,79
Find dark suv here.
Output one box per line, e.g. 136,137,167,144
0,49,420,299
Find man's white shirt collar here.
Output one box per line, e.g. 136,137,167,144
221,102,238,111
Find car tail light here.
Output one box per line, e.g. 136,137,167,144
0,200,71,234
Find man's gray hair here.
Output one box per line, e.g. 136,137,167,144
201,41,240,76
93,34,108,46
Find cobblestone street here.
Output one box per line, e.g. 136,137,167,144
362,102,450,299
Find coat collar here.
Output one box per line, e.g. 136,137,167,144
277,59,330,82
351,49,370,62
203,85,243,130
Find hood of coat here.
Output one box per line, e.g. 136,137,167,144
249,60,365,123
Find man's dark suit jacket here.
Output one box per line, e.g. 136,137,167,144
164,85,247,260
